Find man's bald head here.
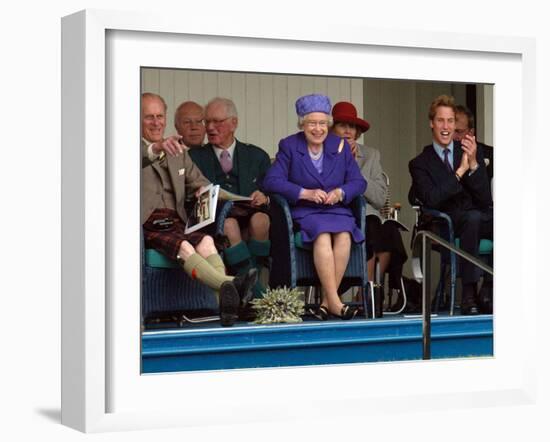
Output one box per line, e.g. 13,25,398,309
174,101,206,148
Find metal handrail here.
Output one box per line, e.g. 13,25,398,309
411,230,493,359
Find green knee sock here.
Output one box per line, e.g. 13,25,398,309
182,253,232,292
248,239,271,298
224,241,252,270
247,238,271,259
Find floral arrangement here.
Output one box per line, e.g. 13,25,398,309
250,286,305,324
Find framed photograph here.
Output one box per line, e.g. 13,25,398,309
62,9,537,433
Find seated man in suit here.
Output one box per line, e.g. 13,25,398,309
141,92,185,167
141,100,257,327
409,95,493,315
174,100,206,149
189,97,271,298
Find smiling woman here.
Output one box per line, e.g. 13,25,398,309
262,94,367,320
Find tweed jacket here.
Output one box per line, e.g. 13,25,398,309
355,143,388,218
141,138,154,168
141,150,210,224
189,140,271,197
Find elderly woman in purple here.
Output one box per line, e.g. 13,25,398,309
262,94,367,320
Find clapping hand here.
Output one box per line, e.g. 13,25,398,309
461,134,478,170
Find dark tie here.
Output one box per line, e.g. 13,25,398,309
443,149,454,173
220,150,232,174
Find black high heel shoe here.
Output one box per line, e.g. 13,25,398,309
336,304,358,320
309,305,330,321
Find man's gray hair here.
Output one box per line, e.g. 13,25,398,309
206,97,238,118
141,92,167,113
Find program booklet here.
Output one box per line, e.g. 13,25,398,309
185,184,220,234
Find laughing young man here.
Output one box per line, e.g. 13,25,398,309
408,95,493,315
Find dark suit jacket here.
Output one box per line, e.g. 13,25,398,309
408,141,492,225
188,140,271,197
478,141,493,182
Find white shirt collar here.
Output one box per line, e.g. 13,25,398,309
213,139,236,160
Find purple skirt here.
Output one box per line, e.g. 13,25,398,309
296,212,364,244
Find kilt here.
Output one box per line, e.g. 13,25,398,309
227,201,269,229
143,209,213,260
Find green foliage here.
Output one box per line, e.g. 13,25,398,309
250,286,305,325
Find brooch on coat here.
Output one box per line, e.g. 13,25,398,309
338,138,345,153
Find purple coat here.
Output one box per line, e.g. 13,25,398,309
263,132,367,243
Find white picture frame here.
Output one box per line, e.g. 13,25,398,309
61,9,538,433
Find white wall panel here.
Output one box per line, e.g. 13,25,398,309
141,69,363,157
141,68,159,94
158,69,175,132
244,74,261,144
259,75,275,152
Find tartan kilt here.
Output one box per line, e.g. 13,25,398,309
226,201,269,229
143,208,213,260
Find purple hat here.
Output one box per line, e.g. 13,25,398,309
295,94,332,117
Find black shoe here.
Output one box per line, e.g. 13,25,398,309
337,304,358,320
460,304,480,315
232,268,258,306
461,283,479,316
238,304,257,322
219,281,239,327
308,305,329,321
477,285,493,314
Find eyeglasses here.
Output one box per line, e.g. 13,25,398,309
204,117,232,127
304,120,329,129
180,118,205,127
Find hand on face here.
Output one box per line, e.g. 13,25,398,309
331,122,358,157
347,138,358,157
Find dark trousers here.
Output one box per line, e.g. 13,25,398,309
453,209,493,284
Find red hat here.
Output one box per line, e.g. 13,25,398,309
331,101,370,133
